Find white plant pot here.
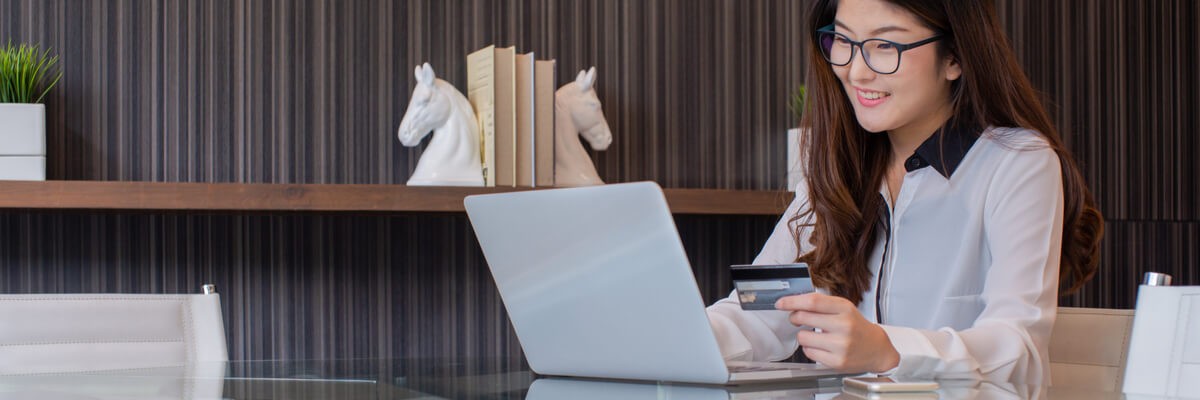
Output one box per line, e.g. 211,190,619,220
787,128,804,192
0,103,47,180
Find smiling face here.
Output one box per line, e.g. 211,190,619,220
831,0,961,137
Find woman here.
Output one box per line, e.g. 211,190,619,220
706,0,1103,383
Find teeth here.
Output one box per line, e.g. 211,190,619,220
860,90,889,100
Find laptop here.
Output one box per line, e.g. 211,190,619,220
463,181,843,385
524,377,838,399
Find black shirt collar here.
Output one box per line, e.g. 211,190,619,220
902,120,982,178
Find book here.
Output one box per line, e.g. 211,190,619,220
514,52,536,187
493,46,517,187
466,45,496,186
534,59,557,187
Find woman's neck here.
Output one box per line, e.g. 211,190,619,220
887,102,955,163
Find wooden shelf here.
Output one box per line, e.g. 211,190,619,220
0,181,792,216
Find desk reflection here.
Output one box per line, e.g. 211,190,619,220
526,377,840,400
524,377,1130,400
833,380,1036,400
0,362,226,400
0,359,1144,400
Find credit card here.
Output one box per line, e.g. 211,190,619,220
731,263,814,310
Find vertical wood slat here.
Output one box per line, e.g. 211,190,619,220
0,0,806,189
0,0,1196,360
0,212,777,362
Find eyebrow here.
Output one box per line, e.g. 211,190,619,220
833,20,912,36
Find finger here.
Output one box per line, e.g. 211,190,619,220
801,346,843,370
794,329,831,352
795,328,850,353
787,310,843,332
775,292,853,314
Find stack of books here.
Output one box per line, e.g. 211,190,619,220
466,45,558,187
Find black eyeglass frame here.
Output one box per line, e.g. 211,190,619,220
816,24,945,74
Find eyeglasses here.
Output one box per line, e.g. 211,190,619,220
816,24,944,74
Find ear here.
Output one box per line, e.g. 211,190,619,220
575,69,588,89
944,56,962,82
576,67,596,90
416,63,436,86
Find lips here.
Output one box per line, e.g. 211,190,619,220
855,87,892,107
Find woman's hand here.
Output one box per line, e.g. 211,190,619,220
775,292,900,373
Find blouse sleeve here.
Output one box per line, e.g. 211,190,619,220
705,180,814,361
880,143,1064,383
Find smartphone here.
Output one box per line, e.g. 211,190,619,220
843,377,939,392
839,387,939,400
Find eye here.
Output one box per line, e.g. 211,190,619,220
833,36,852,46
875,42,895,50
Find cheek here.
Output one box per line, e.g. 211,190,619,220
428,101,450,118
828,68,852,102
832,66,851,85
893,75,945,110
893,56,947,98
572,108,591,124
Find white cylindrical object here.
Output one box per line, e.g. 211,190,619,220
1143,272,1172,287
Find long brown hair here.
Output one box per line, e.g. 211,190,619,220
794,0,1104,305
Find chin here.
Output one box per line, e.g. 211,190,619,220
854,117,893,133
849,107,890,133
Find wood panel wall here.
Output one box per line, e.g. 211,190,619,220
994,0,1200,307
0,212,775,362
0,0,1195,361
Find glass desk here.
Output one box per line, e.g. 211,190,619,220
0,358,1163,399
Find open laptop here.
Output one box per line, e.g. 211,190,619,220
525,377,837,399
463,181,843,385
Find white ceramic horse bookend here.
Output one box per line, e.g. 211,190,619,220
397,63,484,186
555,67,613,187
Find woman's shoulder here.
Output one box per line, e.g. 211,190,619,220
974,126,1060,166
973,126,1063,192
979,126,1053,151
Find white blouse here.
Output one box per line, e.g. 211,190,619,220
706,126,1064,383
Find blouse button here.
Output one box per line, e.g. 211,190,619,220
906,157,922,170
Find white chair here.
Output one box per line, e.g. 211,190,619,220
1052,272,1200,398
1048,307,1135,392
0,284,228,375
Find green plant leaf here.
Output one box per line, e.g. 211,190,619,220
788,84,808,124
0,41,61,104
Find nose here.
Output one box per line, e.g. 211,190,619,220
847,46,877,83
586,125,612,150
397,121,418,146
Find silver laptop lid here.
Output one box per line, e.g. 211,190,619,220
464,182,730,384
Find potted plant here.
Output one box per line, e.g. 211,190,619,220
0,41,62,180
786,85,807,192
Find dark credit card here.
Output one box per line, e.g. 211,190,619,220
731,263,815,310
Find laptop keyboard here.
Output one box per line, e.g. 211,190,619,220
727,362,820,373
729,364,786,372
